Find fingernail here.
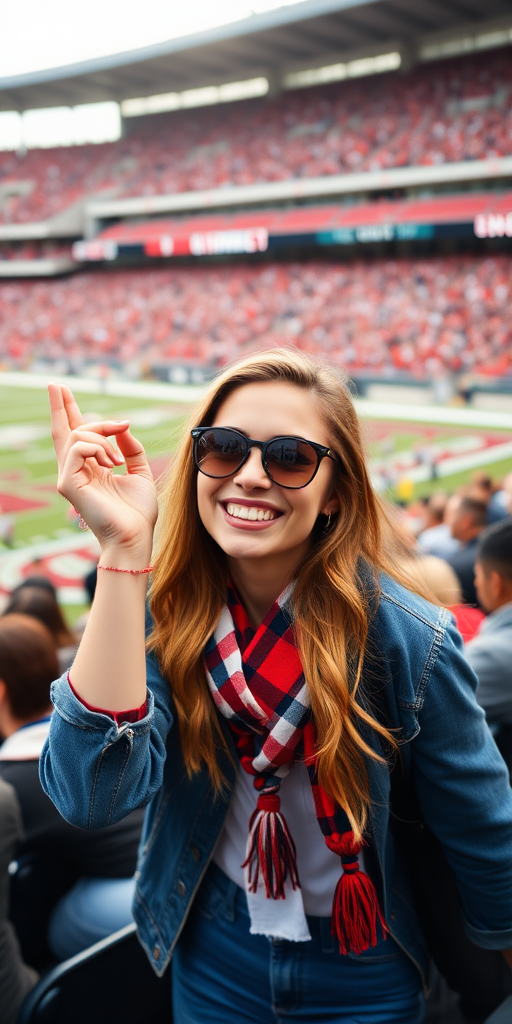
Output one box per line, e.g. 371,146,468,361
114,454,124,464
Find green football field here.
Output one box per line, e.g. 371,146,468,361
0,384,189,548
0,382,510,551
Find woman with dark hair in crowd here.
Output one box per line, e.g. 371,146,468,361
0,614,145,961
42,350,512,1023
3,585,78,673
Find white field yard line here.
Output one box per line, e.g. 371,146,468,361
371,439,512,489
435,439,512,476
0,371,206,405
356,400,512,431
2,371,512,431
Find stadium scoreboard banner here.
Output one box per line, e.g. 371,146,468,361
474,211,512,239
72,218,499,264
317,224,435,244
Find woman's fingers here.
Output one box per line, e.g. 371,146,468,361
50,383,154,492
77,420,130,437
60,385,86,431
66,429,125,465
57,441,116,494
116,429,154,480
49,383,77,461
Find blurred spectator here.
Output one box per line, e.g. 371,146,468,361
11,574,57,596
394,547,484,642
418,493,461,560
468,472,510,525
375,498,482,642
401,551,461,606
0,614,145,961
422,493,447,532
0,777,38,1024
403,496,429,537
1,254,511,380
491,471,512,517
466,521,512,729
446,496,488,608
3,586,78,674
74,565,98,638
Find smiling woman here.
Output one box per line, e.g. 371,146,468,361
41,349,512,1024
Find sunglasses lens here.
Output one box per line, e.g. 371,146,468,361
195,429,247,477
265,438,318,487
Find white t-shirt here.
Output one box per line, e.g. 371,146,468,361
213,760,350,917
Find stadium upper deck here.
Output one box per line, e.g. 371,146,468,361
1,48,511,227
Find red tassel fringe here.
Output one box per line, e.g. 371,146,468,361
242,792,300,898
326,831,388,955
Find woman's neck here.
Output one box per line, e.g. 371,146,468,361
228,548,307,629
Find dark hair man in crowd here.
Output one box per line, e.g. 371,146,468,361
465,520,512,733
445,496,488,607
418,492,461,559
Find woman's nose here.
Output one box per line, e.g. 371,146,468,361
232,447,271,490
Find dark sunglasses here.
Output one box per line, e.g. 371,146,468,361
191,426,340,489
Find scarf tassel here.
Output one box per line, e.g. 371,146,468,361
326,832,389,956
243,792,300,899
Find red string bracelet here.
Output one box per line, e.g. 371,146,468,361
97,564,154,575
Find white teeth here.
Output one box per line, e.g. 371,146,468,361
225,503,276,521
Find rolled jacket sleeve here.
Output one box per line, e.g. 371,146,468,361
411,619,512,949
39,646,174,831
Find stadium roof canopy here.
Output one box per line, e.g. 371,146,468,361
0,0,511,112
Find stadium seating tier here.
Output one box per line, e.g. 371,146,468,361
0,49,511,225
1,254,510,379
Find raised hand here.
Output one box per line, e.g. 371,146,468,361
49,383,158,555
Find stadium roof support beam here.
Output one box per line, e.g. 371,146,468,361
1,0,512,112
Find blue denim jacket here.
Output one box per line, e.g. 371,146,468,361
40,575,512,983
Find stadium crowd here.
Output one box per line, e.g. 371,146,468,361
0,242,72,262
0,48,511,224
0,254,510,379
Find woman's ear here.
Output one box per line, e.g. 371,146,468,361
322,496,340,517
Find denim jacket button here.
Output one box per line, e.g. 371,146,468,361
153,945,160,960
178,880,186,898
190,845,201,862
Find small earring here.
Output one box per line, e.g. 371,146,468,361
323,513,332,534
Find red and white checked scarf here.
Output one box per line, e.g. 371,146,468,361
204,583,388,954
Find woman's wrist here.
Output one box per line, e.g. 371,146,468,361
98,541,153,571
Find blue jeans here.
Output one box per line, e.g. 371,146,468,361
48,877,136,960
172,863,425,1024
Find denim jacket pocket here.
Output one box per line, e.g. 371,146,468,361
194,863,237,923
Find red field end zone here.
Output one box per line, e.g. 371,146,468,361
0,490,48,513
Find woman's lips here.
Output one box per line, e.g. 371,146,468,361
220,501,283,531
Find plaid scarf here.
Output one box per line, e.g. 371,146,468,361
204,583,387,955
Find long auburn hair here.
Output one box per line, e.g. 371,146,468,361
149,348,402,841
